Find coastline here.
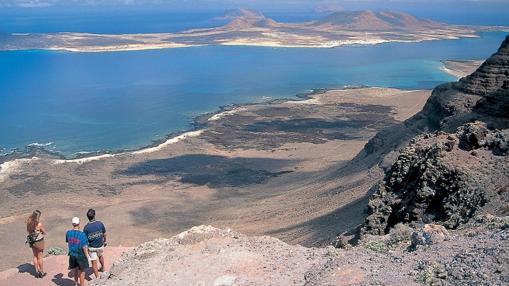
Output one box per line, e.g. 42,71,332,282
0,84,418,177
0,51,487,171
1,34,482,53
440,59,484,79
0,55,485,173
2,21,506,54
0,87,334,168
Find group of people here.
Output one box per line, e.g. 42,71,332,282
26,209,107,286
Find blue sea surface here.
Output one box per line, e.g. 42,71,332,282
0,32,507,156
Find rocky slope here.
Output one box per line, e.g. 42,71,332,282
363,123,509,235
362,35,509,235
91,221,509,286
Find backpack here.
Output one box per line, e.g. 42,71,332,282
26,232,41,247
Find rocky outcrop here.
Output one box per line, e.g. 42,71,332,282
361,35,509,235
91,226,334,286
363,123,509,234
89,223,509,286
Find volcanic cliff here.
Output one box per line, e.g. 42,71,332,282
362,35,509,235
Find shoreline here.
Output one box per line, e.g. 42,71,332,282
0,34,483,53
0,87,338,167
0,84,418,170
440,59,484,79
0,54,482,168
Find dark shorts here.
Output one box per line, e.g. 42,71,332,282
69,255,89,270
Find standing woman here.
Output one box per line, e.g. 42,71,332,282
26,210,47,278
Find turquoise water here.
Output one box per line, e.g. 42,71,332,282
0,32,507,156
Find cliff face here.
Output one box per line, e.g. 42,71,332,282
423,35,509,131
457,36,509,96
362,35,509,235
364,36,509,161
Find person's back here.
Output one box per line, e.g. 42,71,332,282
83,220,105,248
66,217,89,286
26,210,46,278
66,229,87,257
83,208,107,278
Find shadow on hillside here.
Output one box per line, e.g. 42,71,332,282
16,262,95,286
118,154,296,188
17,263,37,278
51,273,76,286
266,193,371,247
51,269,94,286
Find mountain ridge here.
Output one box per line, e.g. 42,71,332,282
313,10,442,30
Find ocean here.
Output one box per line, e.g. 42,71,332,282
0,9,507,156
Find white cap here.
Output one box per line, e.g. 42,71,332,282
72,217,80,226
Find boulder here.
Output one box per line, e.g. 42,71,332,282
411,224,450,249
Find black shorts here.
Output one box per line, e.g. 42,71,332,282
69,255,89,270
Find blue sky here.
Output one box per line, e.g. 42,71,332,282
1,0,508,27
2,0,509,10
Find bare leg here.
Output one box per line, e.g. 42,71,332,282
73,268,78,285
31,247,39,275
79,269,86,286
98,255,105,272
91,260,99,278
37,249,44,274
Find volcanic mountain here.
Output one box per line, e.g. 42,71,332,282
219,8,266,20
314,10,442,30
220,8,279,30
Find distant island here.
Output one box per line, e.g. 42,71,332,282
1,9,507,52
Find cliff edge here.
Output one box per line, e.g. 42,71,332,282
362,35,509,235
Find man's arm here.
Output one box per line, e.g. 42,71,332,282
82,233,90,258
102,223,107,246
83,246,90,259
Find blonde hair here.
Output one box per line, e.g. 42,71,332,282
26,210,41,234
